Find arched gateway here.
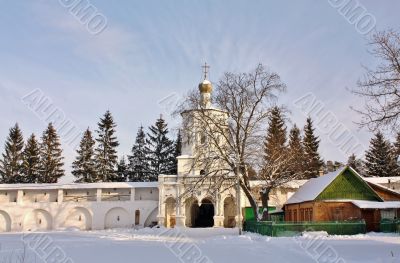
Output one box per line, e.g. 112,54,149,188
193,199,214,227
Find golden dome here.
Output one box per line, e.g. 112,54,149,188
198,79,212,93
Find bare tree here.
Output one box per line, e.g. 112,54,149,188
352,29,400,132
257,150,304,220
177,64,287,221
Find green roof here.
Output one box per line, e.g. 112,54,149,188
315,167,383,202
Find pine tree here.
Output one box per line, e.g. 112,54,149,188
170,129,182,175
287,124,305,176
389,144,400,176
365,131,396,177
115,156,128,182
347,153,365,174
72,128,97,183
94,111,119,182
39,123,64,183
128,126,150,182
303,117,323,178
394,132,400,157
22,134,40,183
263,107,287,177
394,133,400,176
0,123,24,183
146,116,175,180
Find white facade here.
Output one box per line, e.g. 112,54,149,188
0,182,158,232
156,76,242,228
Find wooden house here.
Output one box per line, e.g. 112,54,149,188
284,166,400,232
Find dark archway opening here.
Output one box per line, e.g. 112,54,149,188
191,199,214,227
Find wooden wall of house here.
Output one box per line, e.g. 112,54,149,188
313,202,362,221
368,184,400,201
285,202,362,222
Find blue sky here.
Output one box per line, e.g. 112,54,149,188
0,0,399,182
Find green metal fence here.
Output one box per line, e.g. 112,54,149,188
380,219,400,233
244,220,366,237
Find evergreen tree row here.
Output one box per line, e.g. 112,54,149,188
263,107,323,179
347,131,400,177
72,113,181,183
0,123,64,183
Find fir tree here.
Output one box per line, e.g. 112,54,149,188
0,123,24,183
287,124,305,176
94,111,119,182
394,132,400,157
22,134,40,183
346,153,365,174
146,116,175,180
115,156,129,182
170,129,182,175
394,132,400,176
128,126,150,182
302,117,323,178
365,131,397,177
72,128,97,183
263,107,287,177
39,123,64,183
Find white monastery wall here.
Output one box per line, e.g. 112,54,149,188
0,182,159,232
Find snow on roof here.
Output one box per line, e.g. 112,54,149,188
0,182,158,190
366,180,400,195
351,200,400,209
249,180,308,189
285,169,341,205
363,177,400,184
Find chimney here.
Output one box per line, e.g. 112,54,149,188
319,170,324,177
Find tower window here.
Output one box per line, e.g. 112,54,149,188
200,133,206,144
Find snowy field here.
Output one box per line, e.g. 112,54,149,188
0,228,399,263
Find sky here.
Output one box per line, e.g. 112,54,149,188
0,0,399,183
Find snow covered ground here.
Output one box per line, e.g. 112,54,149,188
0,228,399,263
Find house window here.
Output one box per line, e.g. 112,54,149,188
381,209,395,220
293,210,297,222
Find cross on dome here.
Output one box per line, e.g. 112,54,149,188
202,62,210,80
